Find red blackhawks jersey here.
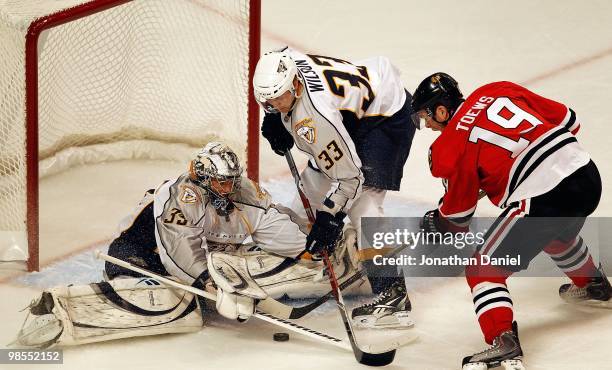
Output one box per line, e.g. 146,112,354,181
430,81,589,225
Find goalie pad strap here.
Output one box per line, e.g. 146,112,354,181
92,281,185,317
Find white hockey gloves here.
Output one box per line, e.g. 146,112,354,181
207,252,268,322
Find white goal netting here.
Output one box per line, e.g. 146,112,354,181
0,0,256,267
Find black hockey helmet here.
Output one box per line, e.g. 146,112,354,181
411,72,464,128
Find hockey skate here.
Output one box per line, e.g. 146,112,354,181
559,265,612,308
462,322,524,370
351,280,415,329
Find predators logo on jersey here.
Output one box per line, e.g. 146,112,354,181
295,117,316,144
180,185,199,204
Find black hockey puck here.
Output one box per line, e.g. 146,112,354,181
273,332,289,342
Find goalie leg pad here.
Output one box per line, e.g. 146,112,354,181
240,246,324,298
235,228,369,300
13,278,203,348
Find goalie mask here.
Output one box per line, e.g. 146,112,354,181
253,49,303,113
190,142,243,217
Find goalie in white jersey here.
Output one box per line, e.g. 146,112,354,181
253,48,416,329
106,142,358,315
14,142,363,348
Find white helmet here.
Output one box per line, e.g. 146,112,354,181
190,142,243,215
253,50,302,113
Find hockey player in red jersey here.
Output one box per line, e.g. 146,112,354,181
412,73,611,370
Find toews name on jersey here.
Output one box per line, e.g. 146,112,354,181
454,96,495,132
430,81,589,225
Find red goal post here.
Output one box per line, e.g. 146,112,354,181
0,0,261,271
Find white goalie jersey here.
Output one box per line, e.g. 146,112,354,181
282,48,407,214
153,174,308,284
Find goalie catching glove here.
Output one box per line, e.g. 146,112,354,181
207,252,268,322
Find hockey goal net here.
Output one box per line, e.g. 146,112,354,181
0,0,261,271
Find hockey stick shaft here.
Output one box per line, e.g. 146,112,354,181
265,152,415,320
285,150,316,223
284,151,396,366
96,251,351,351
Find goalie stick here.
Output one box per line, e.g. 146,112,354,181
96,251,352,352
285,150,398,367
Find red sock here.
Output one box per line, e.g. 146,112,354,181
466,261,514,344
544,237,597,288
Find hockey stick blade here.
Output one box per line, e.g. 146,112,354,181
326,253,396,366
357,350,396,367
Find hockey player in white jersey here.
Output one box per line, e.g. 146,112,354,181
253,48,416,329
14,142,362,348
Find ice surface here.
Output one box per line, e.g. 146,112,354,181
2,0,612,368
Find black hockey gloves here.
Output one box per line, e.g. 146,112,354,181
420,209,468,234
261,113,294,156
305,211,346,255
420,209,442,234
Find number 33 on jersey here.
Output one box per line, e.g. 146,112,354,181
430,81,590,220
281,47,407,212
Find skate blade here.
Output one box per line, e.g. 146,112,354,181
359,331,419,353
578,299,612,309
462,359,525,370
462,363,487,370
353,312,415,330
564,297,612,309
501,359,525,370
